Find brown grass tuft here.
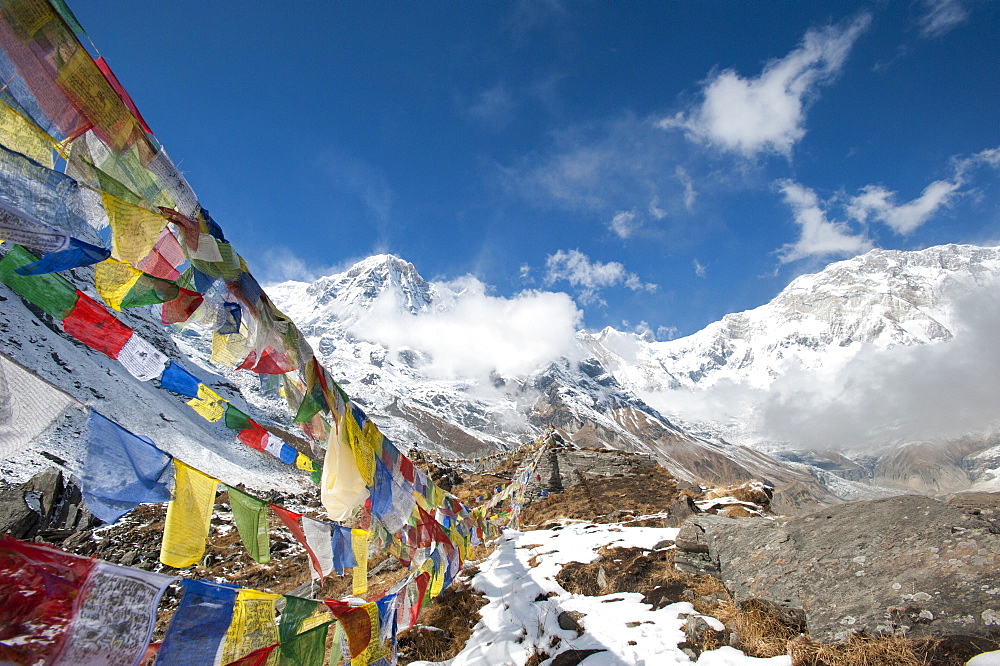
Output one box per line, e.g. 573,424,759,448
396,582,489,665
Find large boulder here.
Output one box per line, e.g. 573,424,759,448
674,493,1000,643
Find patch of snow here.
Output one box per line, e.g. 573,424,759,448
411,523,790,665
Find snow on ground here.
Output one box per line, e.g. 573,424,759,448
412,522,791,666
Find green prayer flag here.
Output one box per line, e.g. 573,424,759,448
292,391,324,424
227,485,270,564
279,621,330,666
224,404,259,431
0,245,79,319
120,273,178,308
278,596,320,644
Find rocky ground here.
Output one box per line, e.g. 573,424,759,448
2,447,999,664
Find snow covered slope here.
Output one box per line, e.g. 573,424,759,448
0,260,311,495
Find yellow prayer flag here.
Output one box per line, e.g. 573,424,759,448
160,459,217,568
352,528,369,596
210,331,251,369
185,383,227,422
294,452,313,471
219,588,281,665
344,410,375,485
101,192,166,264
93,258,142,310
429,558,445,599
0,101,54,167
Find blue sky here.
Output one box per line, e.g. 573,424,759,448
72,1,999,339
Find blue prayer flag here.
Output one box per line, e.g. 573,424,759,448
13,237,110,275
156,578,238,665
278,442,297,465
159,361,201,398
331,524,357,576
81,410,172,524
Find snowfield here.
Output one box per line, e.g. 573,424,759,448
412,522,792,666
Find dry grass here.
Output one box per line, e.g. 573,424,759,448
396,582,490,664
789,633,925,666
519,466,680,526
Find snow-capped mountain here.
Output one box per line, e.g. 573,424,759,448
587,244,1000,393
263,244,1000,503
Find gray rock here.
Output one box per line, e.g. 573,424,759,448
663,495,701,528
0,484,39,538
673,494,1000,642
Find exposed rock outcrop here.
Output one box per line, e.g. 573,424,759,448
674,493,1000,643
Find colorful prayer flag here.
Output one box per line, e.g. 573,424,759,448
56,561,174,666
160,459,217,568
156,578,238,665
81,410,172,524
227,486,270,565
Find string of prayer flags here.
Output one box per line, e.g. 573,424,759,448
219,588,281,665
62,290,134,359
226,486,270,565
56,560,174,666
156,578,239,665
0,243,80,318
159,459,218,568
270,505,357,581
82,410,172,524
0,535,95,664
0,352,77,458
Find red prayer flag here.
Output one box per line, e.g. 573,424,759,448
161,287,204,325
237,429,269,451
94,56,154,135
222,643,278,666
62,291,133,359
0,535,96,664
269,505,324,584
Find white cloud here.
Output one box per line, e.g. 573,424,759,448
254,246,359,285
351,276,582,380
609,210,638,239
675,166,697,211
467,83,518,130
648,195,667,220
544,249,656,304
847,180,960,235
660,13,870,157
759,285,1000,448
693,258,707,278
776,180,872,263
918,0,969,37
